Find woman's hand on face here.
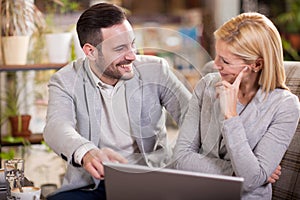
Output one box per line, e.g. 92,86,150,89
82,148,128,179
216,67,247,119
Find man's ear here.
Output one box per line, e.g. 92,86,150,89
83,43,96,61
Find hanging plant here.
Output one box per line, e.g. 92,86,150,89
0,0,46,36
0,0,46,64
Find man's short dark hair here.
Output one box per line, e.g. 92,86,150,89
76,3,127,48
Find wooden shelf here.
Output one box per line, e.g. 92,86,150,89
1,133,43,146
0,63,67,72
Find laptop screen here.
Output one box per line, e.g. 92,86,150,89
104,162,244,200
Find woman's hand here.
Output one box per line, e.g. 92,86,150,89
216,67,247,119
82,148,128,179
268,165,281,183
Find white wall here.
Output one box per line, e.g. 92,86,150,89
213,0,241,28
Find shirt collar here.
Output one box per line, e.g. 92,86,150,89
88,64,101,86
87,64,124,93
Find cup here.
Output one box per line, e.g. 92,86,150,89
0,169,7,200
4,159,24,191
41,183,57,198
11,186,41,200
0,168,5,183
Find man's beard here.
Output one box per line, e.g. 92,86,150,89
101,59,134,80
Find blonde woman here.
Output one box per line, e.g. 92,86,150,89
173,12,300,199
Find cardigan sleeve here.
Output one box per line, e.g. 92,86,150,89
222,92,300,192
173,76,233,175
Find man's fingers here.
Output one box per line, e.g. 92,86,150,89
84,161,103,179
103,148,128,163
82,148,127,180
83,148,111,179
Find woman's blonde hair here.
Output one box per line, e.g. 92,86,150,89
214,12,288,94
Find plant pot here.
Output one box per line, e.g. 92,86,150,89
74,32,85,59
45,32,73,63
9,115,32,137
2,36,30,65
71,28,85,59
288,33,300,51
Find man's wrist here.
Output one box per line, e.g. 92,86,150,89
74,143,97,166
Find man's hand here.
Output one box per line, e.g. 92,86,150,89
268,165,281,183
82,148,128,179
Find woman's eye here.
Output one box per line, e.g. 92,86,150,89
222,58,229,64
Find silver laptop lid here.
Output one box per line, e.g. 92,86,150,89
104,162,244,200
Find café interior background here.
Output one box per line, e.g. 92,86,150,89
0,0,295,188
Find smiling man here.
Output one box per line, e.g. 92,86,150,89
43,3,191,200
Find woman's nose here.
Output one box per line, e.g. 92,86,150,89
214,58,223,70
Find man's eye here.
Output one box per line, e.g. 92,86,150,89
115,47,124,52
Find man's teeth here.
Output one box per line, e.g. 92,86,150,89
120,65,129,68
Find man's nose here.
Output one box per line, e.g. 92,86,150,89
125,48,136,60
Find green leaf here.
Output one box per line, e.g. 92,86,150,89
2,136,25,143
0,149,15,160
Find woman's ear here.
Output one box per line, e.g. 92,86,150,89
252,58,264,72
83,43,97,61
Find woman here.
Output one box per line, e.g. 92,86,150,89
173,12,300,200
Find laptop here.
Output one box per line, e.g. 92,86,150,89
104,162,244,200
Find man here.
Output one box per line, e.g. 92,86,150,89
43,3,191,200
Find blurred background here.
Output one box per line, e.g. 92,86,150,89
33,0,300,61
0,0,299,193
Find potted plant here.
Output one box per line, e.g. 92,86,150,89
282,37,300,61
276,0,300,51
43,0,80,63
0,73,32,138
0,136,31,160
0,0,45,65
